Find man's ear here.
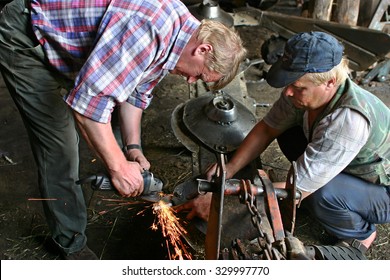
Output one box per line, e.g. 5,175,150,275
194,43,213,56
325,77,337,89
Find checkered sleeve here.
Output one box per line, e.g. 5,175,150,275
296,108,370,192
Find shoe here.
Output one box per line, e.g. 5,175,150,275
63,246,99,260
336,239,368,254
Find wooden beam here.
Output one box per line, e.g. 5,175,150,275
368,0,390,30
312,0,334,21
358,0,381,27
335,0,360,26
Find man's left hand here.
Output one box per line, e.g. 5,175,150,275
125,149,151,170
174,192,212,221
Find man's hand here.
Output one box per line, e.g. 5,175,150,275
73,111,147,198
176,162,233,222
109,160,144,197
124,149,151,170
174,192,212,221
205,163,218,181
205,162,235,181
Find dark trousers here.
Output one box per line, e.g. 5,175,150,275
0,0,87,254
278,126,390,240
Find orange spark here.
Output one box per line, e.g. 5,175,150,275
152,200,192,260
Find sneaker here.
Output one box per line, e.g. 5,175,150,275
63,246,99,260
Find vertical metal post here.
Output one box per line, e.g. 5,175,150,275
205,153,227,259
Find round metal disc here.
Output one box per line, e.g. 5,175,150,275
183,93,256,153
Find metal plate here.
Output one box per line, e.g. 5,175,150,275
183,93,257,153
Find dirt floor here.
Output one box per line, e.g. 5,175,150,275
0,7,389,260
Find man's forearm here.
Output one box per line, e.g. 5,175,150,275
73,111,126,172
228,120,281,176
119,102,143,147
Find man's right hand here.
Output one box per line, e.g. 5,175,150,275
109,161,144,197
73,112,146,198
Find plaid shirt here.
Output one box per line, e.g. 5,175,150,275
30,0,200,123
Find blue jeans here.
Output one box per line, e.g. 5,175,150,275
278,126,390,241
0,0,87,255
304,173,390,240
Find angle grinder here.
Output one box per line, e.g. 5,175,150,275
76,170,163,202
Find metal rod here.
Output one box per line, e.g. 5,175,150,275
197,179,300,200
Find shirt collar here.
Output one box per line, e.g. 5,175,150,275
162,16,200,70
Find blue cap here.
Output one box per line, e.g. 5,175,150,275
266,32,344,88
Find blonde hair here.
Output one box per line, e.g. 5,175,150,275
196,20,247,89
306,57,350,86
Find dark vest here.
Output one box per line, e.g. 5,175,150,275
313,78,390,186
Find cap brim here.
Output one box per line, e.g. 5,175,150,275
266,58,306,88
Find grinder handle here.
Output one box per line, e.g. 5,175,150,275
76,170,163,195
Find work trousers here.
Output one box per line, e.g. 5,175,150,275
278,126,390,241
0,0,87,255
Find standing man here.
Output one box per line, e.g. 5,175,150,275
0,0,246,259
178,31,390,255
